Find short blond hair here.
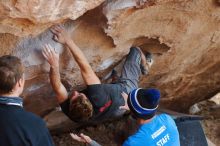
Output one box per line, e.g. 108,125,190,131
69,95,93,122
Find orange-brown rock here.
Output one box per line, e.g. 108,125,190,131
0,0,104,36
0,0,219,130
103,0,220,111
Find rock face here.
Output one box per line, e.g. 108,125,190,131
0,0,104,36
0,0,220,129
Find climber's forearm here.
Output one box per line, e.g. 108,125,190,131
64,40,101,85
49,66,68,103
65,40,91,73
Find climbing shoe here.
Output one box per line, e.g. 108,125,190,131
140,51,153,75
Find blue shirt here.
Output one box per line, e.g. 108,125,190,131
123,114,180,146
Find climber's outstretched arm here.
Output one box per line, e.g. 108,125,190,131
42,44,68,104
51,25,101,85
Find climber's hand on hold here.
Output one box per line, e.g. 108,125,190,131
51,25,71,45
42,44,59,68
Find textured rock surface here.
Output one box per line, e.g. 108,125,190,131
0,0,220,130
0,0,104,36
103,0,220,111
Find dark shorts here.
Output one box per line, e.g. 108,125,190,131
117,47,142,94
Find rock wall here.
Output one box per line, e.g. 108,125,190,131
0,0,104,36
0,0,220,129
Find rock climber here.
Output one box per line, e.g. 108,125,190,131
42,25,153,123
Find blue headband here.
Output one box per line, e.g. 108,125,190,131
129,88,160,115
